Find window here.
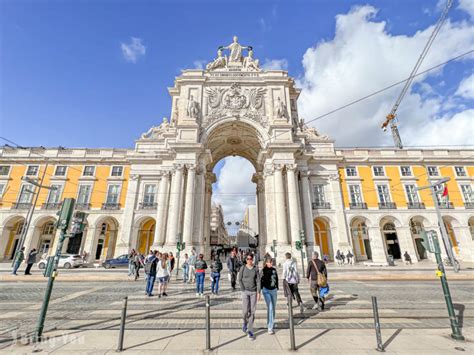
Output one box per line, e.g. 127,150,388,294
349,185,362,204
106,184,121,204
46,184,62,204
427,166,439,177
77,184,92,204
455,166,466,177
404,184,419,204
401,166,412,177
55,166,67,176
26,165,39,176
0,183,5,197
18,184,34,203
377,185,391,203
313,184,326,205
111,166,123,177
373,166,384,177
0,166,10,176
346,166,357,177
433,184,447,204
100,223,107,235
143,184,157,205
83,166,95,176
460,185,473,203
43,222,56,235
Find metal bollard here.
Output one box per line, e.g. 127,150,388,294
205,295,211,350
117,296,128,352
371,296,384,352
287,295,296,351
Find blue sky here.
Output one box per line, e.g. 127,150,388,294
2,0,473,224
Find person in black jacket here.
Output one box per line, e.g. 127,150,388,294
145,251,158,297
24,248,38,275
261,256,278,334
210,257,223,295
226,249,240,291
306,251,328,310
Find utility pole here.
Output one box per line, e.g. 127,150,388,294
417,176,459,273
16,163,55,257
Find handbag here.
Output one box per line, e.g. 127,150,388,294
312,260,327,288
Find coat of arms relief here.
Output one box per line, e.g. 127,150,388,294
204,83,266,126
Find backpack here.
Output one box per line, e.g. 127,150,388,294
144,257,155,274
286,262,298,284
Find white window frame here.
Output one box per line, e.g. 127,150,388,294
54,165,67,177
142,183,157,205
404,184,420,204
110,166,124,177
373,166,385,177
348,184,363,204
376,184,392,204
0,165,11,177
427,166,439,177
77,184,92,205
460,184,473,203
312,184,326,205
454,166,466,177
82,165,95,177
105,184,121,204
345,166,357,177
25,165,39,177
400,166,412,177
46,184,63,204
17,183,34,204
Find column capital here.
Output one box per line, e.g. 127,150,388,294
273,163,284,172
172,164,185,174
286,164,297,172
186,164,197,172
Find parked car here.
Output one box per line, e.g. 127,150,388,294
37,254,84,269
102,254,129,269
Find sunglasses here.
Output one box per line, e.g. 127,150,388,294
247,257,253,260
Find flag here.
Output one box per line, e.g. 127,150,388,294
442,184,448,197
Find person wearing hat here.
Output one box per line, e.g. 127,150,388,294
306,251,328,310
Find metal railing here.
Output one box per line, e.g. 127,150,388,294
438,201,454,209
312,202,331,209
408,202,425,209
464,202,474,209
138,202,157,210
378,202,397,209
102,203,121,210
75,203,91,210
41,202,62,210
349,202,368,209
12,202,32,210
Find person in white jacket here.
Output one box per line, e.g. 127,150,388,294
282,253,304,313
157,252,171,298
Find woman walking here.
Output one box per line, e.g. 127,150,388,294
210,256,223,295
128,249,136,276
157,253,171,298
194,254,208,297
261,256,278,334
182,253,190,283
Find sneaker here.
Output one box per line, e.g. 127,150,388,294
312,304,318,310
242,323,248,333
268,329,275,335
163,292,168,297
158,294,161,298
148,294,154,297
196,293,200,297
247,331,255,340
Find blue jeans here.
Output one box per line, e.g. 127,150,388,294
211,272,220,294
262,287,277,330
12,261,21,275
196,272,205,294
146,274,156,295
183,265,189,282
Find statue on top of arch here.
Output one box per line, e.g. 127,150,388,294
140,117,172,140
206,36,260,72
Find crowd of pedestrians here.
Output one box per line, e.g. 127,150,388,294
335,249,354,265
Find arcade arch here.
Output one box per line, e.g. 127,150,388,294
380,219,401,259
313,217,333,260
442,216,460,256
136,217,156,255
93,217,119,260
350,217,371,261
0,216,25,260
409,216,429,260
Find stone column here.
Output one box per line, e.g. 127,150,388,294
165,164,184,247
119,175,139,254
82,225,99,263
201,173,214,258
396,226,419,263
274,164,289,246
368,226,388,264
330,177,352,252
286,164,302,244
299,170,315,252
264,167,276,251
153,171,170,247
182,164,196,248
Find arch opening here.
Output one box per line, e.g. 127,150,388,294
1,217,26,260
313,217,333,260
350,217,371,261
381,220,401,259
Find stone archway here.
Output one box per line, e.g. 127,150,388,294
442,216,460,256
136,218,155,255
313,217,333,260
0,216,25,261
409,216,429,260
381,221,402,260
93,217,119,261
350,217,372,261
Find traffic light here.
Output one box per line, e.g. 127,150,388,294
56,198,75,230
295,240,302,251
181,242,186,250
70,211,88,235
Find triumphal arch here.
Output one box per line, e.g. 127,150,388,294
124,36,347,261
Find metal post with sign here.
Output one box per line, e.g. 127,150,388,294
176,233,183,276
421,230,464,341
299,230,306,277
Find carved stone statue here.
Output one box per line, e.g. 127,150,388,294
303,124,329,140
140,117,170,139
275,97,288,119
187,95,200,119
243,49,260,71
206,48,227,70
223,36,248,63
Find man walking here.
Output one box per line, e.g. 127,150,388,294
145,251,158,297
306,251,328,310
12,247,25,275
238,254,261,340
24,248,38,275
227,249,240,291
283,252,304,313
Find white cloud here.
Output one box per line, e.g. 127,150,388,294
262,58,288,70
121,37,146,63
212,157,256,232
455,73,474,99
298,5,474,147
193,60,207,69
458,0,474,18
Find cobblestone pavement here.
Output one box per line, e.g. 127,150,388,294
0,274,473,348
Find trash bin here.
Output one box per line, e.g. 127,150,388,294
387,255,395,266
